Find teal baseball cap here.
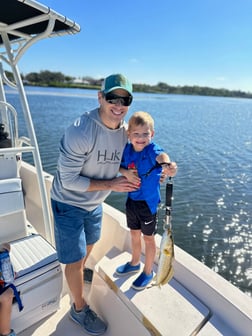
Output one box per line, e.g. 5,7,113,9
101,74,133,95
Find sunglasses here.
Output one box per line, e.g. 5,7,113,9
103,92,133,106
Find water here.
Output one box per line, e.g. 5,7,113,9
6,86,252,297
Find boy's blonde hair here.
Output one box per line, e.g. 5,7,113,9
128,111,154,131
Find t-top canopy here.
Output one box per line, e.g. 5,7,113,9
0,0,80,61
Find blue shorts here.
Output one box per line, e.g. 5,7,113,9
51,199,102,264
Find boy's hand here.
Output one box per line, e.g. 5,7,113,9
0,242,10,252
124,169,141,187
161,162,177,180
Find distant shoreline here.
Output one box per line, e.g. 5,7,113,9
6,69,251,99
24,82,252,100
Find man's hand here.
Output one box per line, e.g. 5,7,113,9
110,176,139,192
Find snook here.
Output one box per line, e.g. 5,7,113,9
153,228,174,286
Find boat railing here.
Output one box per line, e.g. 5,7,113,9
0,100,18,146
0,97,53,244
0,0,80,246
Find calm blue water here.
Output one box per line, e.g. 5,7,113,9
6,86,252,297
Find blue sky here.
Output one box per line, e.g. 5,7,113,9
19,0,252,92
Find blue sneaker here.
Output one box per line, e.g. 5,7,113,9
131,271,153,290
6,330,16,336
115,262,140,275
69,304,107,335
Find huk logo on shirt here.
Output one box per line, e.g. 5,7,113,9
97,150,121,164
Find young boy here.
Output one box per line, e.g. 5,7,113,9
0,243,16,336
116,111,177,290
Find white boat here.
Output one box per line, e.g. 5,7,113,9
0,1,251,335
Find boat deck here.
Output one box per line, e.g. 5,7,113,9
91,248,210,336
15,247,227,336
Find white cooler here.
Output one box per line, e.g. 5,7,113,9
10,234,63,334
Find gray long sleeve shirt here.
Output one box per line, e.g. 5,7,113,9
51,108,128,211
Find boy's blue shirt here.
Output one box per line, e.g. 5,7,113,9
121,142,164,214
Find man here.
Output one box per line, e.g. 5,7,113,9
51,74,137,335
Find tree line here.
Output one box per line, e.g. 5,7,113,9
6,70,252,99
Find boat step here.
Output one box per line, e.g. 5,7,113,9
89,248,211,336
197,320,223,335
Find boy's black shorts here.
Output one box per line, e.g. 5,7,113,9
126,197,157,236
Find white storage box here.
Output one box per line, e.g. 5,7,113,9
0,178,24,215
0,153,18,179
0,178,27,243
10,234,63,334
